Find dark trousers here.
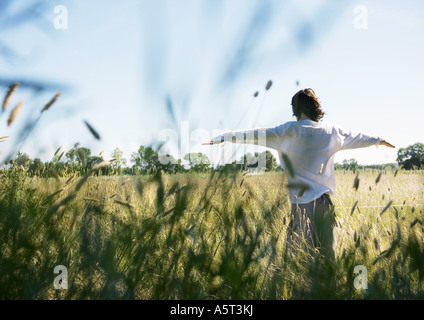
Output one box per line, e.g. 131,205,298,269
286,193,337,263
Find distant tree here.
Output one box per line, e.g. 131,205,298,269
29,158,45,176
397,142,424,170
49,160,67,177
359,163,398,170
64,146,92,173
111,147,127,174
173,159,186,173
382,163,398,170
253,151,276,172
66,146,89,165
131,146,160,173
264,150,277,172
87,155,104,170
341,158,358,171
184,153,210,173
238,152,259,170
158,154,186,173
334,162,343,171
15,152,31,168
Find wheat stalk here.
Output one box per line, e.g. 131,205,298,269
114,199,135,209
58,151,65,161
65,174,75,185
84,120,101,140
83,197,100,202
54,146,62,157
41,92,61,113
7,99,24,126
91,160,114,171
78,148,87,168
2,82,20,112
65,148,74,157
265,80,273,91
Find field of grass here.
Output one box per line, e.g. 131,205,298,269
0,166,423,300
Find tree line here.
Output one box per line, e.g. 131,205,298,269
3,142,423,176
3,145,279,177
335,142,424,171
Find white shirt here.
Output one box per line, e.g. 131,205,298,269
214,120,382,204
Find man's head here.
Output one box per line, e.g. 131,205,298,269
291,88,325,122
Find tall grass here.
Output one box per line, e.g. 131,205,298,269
0,165,423,299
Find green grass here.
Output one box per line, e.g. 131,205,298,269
0,167,423,299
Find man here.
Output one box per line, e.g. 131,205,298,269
203,88,395,262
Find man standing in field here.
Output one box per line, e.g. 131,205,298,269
203,88,395,262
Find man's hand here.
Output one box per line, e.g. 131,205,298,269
379,140,396,148
202,137,225,145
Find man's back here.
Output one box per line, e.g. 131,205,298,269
266,119,381,203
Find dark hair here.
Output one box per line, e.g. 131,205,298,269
291,88,325,122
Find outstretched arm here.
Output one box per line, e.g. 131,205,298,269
202,125,285,150
338,126,395,150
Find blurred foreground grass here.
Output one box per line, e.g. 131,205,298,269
0,167,423,299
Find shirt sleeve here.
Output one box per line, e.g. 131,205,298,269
211,125,285,150
337,127,382,150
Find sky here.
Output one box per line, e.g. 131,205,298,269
1,0,423,166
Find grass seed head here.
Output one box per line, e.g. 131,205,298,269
84,120,101,140
265,80,273,91
7,99,24,126
65,148,74,157
380,200,393,216
410,218,422,228
65,174,75,185
114,199,135,209
350,200,359,215
353,173,360,191
78,149,86,168
91,160,112,172
58,151,65,161
49,169,60,181
2,82,20,112
41,92,61,112
373,238,379,250
83,197,99,202
54,146,62,157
